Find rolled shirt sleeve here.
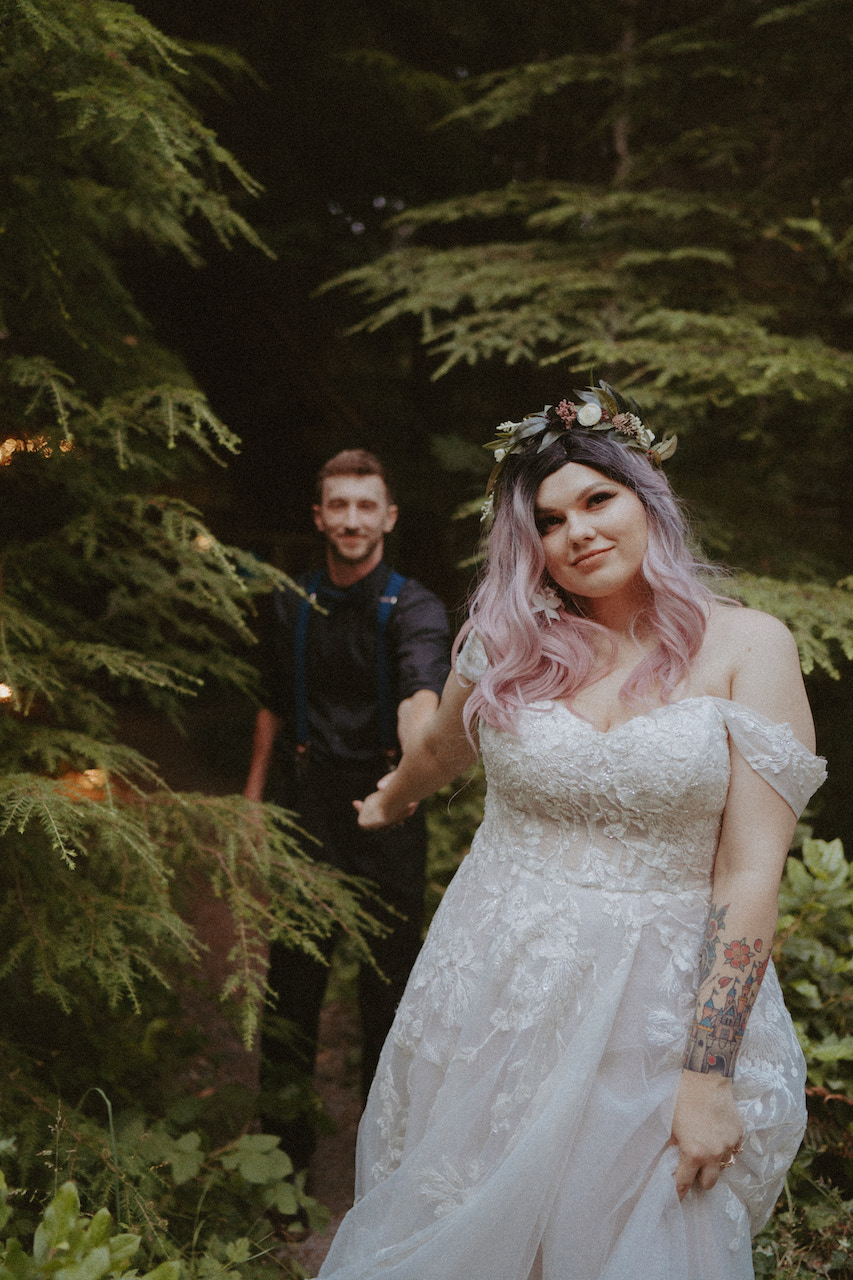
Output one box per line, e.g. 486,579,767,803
391,581,451,703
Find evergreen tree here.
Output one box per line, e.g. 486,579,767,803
327,0,853,658
0,0,376,1114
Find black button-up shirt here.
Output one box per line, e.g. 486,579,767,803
256,561,450,766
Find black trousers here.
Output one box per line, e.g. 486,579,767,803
261,756,426,1168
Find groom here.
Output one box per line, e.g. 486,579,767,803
244,448,449,1167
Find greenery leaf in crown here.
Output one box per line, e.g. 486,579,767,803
481,380,677,522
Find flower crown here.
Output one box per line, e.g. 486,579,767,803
481,380,676,522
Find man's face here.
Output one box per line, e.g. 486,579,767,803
313,473,398,569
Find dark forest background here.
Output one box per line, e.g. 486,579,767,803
123,0,518,603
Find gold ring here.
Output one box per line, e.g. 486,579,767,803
720,1153,737,1168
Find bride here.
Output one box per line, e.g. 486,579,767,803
316,385,826,1280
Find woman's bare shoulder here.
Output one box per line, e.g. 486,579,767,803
705,601,797,660
704,602,810,737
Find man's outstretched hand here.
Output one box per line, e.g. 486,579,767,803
353,773,418,829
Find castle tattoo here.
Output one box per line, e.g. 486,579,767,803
683,900,770,1076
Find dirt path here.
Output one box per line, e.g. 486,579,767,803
289,1000,361,1276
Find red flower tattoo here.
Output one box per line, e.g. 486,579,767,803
723,938,754,971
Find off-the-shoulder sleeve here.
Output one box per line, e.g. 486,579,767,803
455,630,489,685
711,698,827,818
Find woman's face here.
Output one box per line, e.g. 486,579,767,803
534,462,649,610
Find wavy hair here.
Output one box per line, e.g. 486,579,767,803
458,429,720,736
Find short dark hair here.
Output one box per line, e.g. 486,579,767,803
314,449,395,503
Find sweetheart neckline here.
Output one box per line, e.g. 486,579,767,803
489,695,824,818
543,694,733,737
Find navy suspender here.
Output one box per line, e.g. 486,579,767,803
288,569,406,760
376,570,406,757
291,570,323,756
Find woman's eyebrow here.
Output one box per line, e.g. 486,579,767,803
534,484,610,515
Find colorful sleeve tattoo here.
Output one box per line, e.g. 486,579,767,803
682,901,770,1076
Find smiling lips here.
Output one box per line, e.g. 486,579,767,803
572,547,612,568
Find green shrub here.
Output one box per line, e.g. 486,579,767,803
777,836,853,1095
0,1170,179,1280
1,1111,321,1280
752,834,853,1275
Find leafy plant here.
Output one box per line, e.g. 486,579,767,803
750,834,853,1274
753,1183,853,1278
776,836,853,1095
102,1115,329,1255
1,1103,324,1280
0,1168,179,1280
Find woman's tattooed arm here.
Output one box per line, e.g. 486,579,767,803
683,900,770,1076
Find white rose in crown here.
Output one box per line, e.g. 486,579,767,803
576,403,603,426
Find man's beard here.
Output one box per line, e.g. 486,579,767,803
327,531,381,565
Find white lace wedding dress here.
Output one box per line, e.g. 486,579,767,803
318,639,826,1280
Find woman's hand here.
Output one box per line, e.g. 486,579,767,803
670,1070,743,1201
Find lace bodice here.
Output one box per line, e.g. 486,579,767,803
459,631,825,901
479,699,729,897
478,696,824,899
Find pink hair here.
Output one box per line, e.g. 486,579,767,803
457,431,721,737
